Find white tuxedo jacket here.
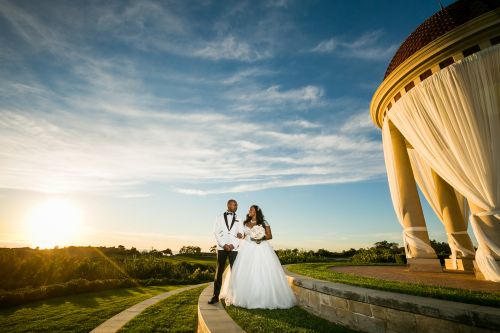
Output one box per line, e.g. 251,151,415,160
213,212,244,251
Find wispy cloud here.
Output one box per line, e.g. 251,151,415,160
311,30,397,61
220,67,274,85
227,85,325,112
193,35,272,62
0,0,385,197
285,120,321,129
340,112,376,133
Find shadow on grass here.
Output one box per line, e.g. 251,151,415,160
225,304,359,333
0,285,165,316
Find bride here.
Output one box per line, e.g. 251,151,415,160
220,205,296,309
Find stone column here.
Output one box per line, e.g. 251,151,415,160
389,122,441,271
431,170,475,271
468,201,500,280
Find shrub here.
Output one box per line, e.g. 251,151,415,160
351,247,405,264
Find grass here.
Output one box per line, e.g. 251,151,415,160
166,255,216,266
119,285,206,332
225,304,359,333
287,263,500,307
0,285,186,332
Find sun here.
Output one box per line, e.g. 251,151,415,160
26,198,83,249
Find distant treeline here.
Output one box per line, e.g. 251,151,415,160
0,246,214,291
0,240,452,307
276,240,451,265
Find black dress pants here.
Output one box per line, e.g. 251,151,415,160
212,249,237,298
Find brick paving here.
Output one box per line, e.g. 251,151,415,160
330,265,500,292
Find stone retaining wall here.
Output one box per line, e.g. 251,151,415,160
285,270,500,333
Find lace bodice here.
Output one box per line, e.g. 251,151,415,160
243,221,269,239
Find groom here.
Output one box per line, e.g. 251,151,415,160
208,199,244,304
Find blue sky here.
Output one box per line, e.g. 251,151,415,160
0,0,463,252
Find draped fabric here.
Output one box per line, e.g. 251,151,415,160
408,149,475,269
382,120,436,259
387,45,500,281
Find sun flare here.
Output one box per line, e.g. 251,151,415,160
26,199,82,249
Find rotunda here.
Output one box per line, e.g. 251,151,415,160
370,0,500,281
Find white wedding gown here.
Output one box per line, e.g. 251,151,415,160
220,223,296,309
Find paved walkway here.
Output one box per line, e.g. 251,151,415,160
330,266,500,292
197,283,245,333
90,283,208,333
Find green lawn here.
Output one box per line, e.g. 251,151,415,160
166,255,216,266
287,263,500,307
225,305,359,333
119,285,206,332
0,285,186,333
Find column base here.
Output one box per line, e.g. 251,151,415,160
444,258,475,272
407,258,442,272
473,260,486,280
473,259,500,281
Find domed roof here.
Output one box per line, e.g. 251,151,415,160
384,0,500,79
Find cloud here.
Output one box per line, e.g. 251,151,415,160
285,120,321,129
227,85,325,112
311,30,397,61
311,38,338,53
220,67,274,85
0,1,386,197
266,0,290,8
340,112,376,133
193,35,272,62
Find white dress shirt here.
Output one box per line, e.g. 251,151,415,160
213,212,244,251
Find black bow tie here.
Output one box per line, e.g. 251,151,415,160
226,212,234,215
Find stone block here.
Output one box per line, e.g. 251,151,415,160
415,314,459,333
349,300,372,317
308,290,320,310
319,304,337,321
319,292,332,306
457,323,498,333
331,295,349,310
470,306,500,331
407,258,442,272
444,258,475,271
386,308,416,333
335,307,357,329
436,301,475,325
354,312,386,333
371,304,387,320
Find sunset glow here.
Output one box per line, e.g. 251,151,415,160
25,199,82,249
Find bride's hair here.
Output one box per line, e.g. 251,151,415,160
244,205,266,226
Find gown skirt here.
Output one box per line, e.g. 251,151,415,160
220,237,296,309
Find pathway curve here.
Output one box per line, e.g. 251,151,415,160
197,283,245,333
90,283,209,333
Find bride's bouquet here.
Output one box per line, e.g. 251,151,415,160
250,225,266,244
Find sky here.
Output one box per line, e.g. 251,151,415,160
0,0,466,252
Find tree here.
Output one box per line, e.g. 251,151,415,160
179,246,201,255
374,240,399,250
209,245,217,254
316,248,334,257
161,248,173,256
430,240,451,255
342,248,357,257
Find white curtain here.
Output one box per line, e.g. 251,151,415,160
382,120,436,259
387,45,500,281
408,149,475,269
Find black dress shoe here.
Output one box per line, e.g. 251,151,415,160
208,297,219,304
